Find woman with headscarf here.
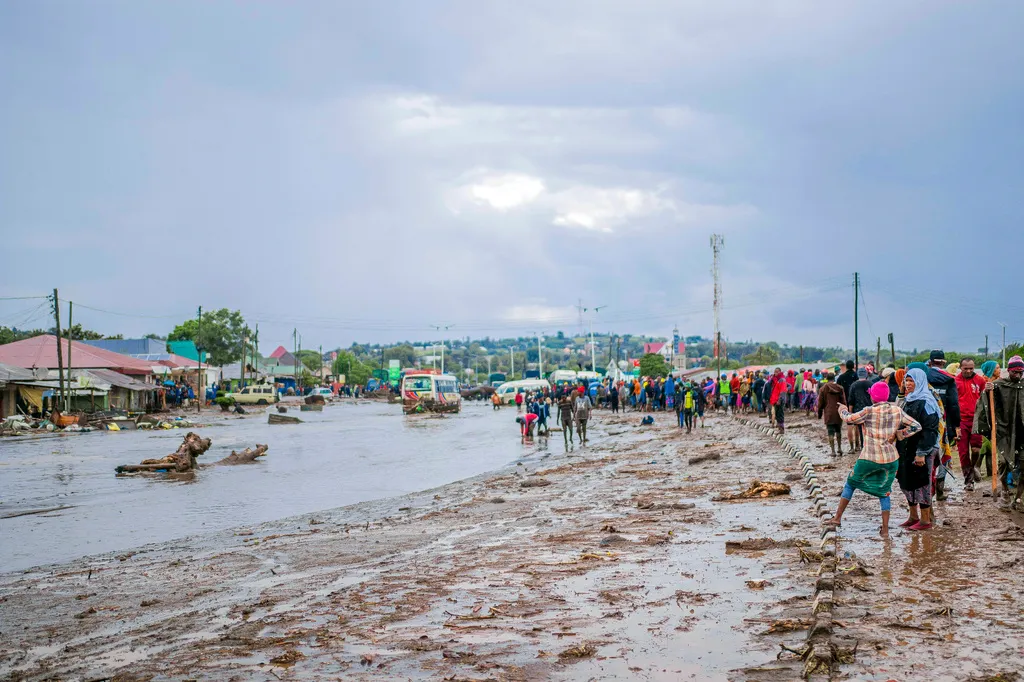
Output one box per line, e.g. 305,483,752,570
896,368,942,530
824,381,920,534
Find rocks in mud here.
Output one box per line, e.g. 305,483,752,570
558,643,597,660
600,534,628,547
688,452,721,465
636,498,696,510
714,480,791,501
520,478,552,488
726,537,808,551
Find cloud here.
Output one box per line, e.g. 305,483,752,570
501,303,578,326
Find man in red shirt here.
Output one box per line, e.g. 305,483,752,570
769,368,789,434
954,357,987,490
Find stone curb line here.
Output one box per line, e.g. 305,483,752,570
734,416,838,679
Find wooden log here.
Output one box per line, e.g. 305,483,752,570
269,413,302,425
115,431,211,474
213,444,268,466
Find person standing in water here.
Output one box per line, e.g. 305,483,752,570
574,386,594,444
896,368,942,530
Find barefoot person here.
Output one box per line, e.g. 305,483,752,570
823,381,920,534
896,368,942,530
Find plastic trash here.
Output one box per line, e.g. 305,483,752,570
107,423,120,431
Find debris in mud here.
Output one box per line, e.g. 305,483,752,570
600,534,628,547
674,590,717,604
799,548,825,563
268,413,302,425
115,432,212,474
747,618,811,634
726,537,808,551
688,452,721,465
1,505,76,519
600,524,618,533
74,607,97,619
837,558,872,576
558,643,597,660
520,478,552,488
715,480,791,501
360,653,376,666
488,497,507,504
967,673,1021,682
745,580,773,590
140,599,161,607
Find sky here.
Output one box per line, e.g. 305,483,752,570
1,1,1022,355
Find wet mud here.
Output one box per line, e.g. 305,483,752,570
780,411,1024,681
0,408,881,680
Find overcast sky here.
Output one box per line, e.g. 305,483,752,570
2,1,1022,354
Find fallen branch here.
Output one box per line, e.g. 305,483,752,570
116,432,211,474
213,444,268,466
1,505,76,520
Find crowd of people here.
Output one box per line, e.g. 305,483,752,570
821,351,1024,534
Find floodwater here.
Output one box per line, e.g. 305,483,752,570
0,401,537,572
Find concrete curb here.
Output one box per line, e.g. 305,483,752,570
733,414,839,679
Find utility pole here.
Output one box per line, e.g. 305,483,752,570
196,306,203,414
52,289,65,412
710,234,724,368
252,323,259,384
985,334,989,361
293,328,298,392
876,337,881,371
853,272,860,368
537,333,544,379
431,325,453,374
66,300,73,411
509,347,515,379
319,344,323,383
799,345,804,363
999,322,1007,368
888,333,895,366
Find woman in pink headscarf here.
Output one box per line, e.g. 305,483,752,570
823,380,921,536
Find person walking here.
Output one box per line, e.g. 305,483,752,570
769,368,788,433
558,394,575,447
823,381,921,534
925,350,960,500
514,390,523,413
954,358,987,490
896,368,942,530
817,373,848,456
974,355,1024,508
610,383,620,414
573,386,594,444
682,382,698,433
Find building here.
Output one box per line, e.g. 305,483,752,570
0,335,154,376
82,338,167,356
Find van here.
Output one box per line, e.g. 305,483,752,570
227,384,279,405
494,379,551,404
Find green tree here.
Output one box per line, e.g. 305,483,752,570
638,353,670,378
61,324,106,341
383,344,416,368
332,351,372,386
742,344,780,365
0,326,47,344
168,309,250,366
144,333,167,340
296,350,322,372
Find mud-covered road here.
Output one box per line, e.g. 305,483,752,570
3,407,1022,681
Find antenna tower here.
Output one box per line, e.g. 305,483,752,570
710,234,724,358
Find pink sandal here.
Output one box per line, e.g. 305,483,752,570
899,519,918,528
908,522,932,531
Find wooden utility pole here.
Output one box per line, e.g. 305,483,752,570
52,289,65,412
876,337,881,371
66,301,74,411
985,335,989,361
196,306,202,414
853,272,860,368
888,333,895,366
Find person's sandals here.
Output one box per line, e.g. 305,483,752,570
899,518,918,528
908,522,932,531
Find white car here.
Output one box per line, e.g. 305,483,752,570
308,387,334,399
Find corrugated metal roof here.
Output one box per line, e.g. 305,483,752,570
0,335,153,375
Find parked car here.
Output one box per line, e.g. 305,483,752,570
226,384,279,405
309,387,334,399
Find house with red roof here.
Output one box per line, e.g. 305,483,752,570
0,335,154,376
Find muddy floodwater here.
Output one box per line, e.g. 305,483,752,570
0,402,536,572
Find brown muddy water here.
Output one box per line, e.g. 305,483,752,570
0,402,549,572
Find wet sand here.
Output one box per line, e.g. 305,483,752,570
11,407,1018,680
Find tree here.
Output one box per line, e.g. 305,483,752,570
332,351,372,386
168,309,250,366
0,326,47,345
145,333,167,340
296,350,322,372
639,353,670,378
742,344,780,365
383,344,416,368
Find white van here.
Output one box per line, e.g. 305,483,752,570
495,379,551,404
549,369,578,385
227,384,278,405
